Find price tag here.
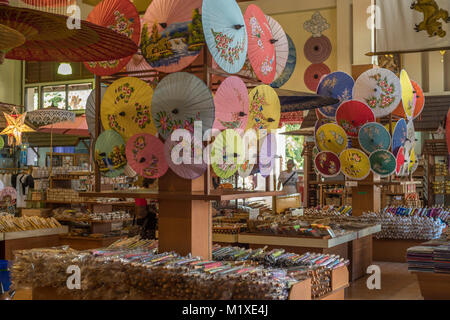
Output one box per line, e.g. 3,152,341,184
345,181,358,187
292,209,304,216
249,208,260,220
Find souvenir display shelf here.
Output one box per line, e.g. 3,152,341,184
423,139,449,206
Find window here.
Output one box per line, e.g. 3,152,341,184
68,83,92,110
24,87,38,112
42,85,66,109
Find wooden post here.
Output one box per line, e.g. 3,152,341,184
94,75,101,192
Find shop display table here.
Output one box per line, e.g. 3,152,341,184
373,239,425,262
413,272,450,300
59,235,122,250
0,226,69,260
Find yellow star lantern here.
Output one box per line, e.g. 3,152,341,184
0,112,35,146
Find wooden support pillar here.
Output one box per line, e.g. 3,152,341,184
303,141,315,207
158,169,212,259
94,75,101,192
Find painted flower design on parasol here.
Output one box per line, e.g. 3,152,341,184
365,74,396,110
154,111,200,136
211,29,245,65
132,103,152,129
249,16,264,49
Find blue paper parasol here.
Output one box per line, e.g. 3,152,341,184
316,71,354,119
202,0,248,74
392,119,407,156
271,33,296,88
358,122,391,154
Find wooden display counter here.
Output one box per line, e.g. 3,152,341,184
59,235,122,250
373,239,424,262
413,272,450,300
0,226,68,260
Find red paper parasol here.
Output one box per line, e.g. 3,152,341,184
0,3,138,61
304,63,330,92
244,4,277,84
314,151,340,178
213,76,249,131
304,35,332,64
395,146,405,175
140,0,204,73
126,133,168,178
84,0,141,76
19,0,72,7
336,100,375,137
39,114,89,136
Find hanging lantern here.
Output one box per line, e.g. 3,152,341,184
0,110,35,147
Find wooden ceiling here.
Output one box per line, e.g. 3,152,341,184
414,95,450,132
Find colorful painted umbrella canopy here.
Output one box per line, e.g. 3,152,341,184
316,71,354,119
140,0,204,73
151,72,214,140
409,149,418,174
369,150,396,177
353,68,401,118
392,119,407,156
304,35,332,64
94,130,127,177
213,76,249,131
246,85,281,131
265,15,288,83
86,86,107,137
101,77,156,141
244,5,276,84
0,23,25,51
393,80,425,120
126,53,155,83
339,148,371,180
238,130,258,178
315,123,348,155
126,133,168,178
314,151,341,178
399,70,416,120
335,100,375,137
39,114,89,136
395,146,405,176
164,135,206,180
0,4,138,61
211,129,244,179
404,120,415,156
314,118,334,138
84,0,141,76
304,63,330,92
202,0,247,74
271,33,296,88
259,133,277,178
26,107,75,127
358,122,391,154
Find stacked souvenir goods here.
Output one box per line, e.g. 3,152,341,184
212,222,248,234
0,215,61,232
12,245,301,300
433,244,450,274
212,245,349,299
407,246,435,272
434,163,448,176
303,206,352,217
382,206,450,224
47,189,88,203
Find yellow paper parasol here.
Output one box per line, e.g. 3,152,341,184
211,129,244,179
101,76,156,141
400,70,415,120
246,85,281,132
339,148,371,180
315,123,348,155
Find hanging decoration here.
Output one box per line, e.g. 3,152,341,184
316,71,354,119
335,100,375,137
94,130,127,177
271,33,297,88
339,148,371,180
246,85,281,131
369,150,396,177
315,123,348,154
358,122,391,154
304,63,330,92
211,129,244,179
314,151,341,178
26,107,75,127
259,133,277,178
265,15,288,82
0,111,35,146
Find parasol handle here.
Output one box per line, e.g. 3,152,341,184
233,24,244,30
159,23,167,28
267,118,275,122
139,157,146,163
270,39,278,44
119,111,126,116
238,112,247,117
172,109,179,115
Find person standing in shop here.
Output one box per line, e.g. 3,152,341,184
277,159,300,195
134,178,158,239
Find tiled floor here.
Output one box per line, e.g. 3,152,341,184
346,261,423,300
11,262,423,300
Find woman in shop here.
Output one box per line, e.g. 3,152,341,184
134,178,158,239
277,159,300,195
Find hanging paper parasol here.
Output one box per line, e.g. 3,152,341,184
316,71,354,119
0,23,25,52
238,130,258,178
314,118,334,137
94,130,127,177
265,15,288,82
164,134,206,180
392,80,425,120
213,76,249,131
243,5,276,84
246,85,281,131
392,118,407,156
399,70,416,120
335,100,375,137
404,120,415,157
123,164,137,178
304,35,332,64
211,129,244,179
271,33,296,88
0,186,16,202
101,77,156,141
26,107,75,127
358,122,391,154
339,148,371,180
369,150,396,177
126,53,155,83
39,114,89,136
84,0,141,76
0,4,138,62
202,0,247,74
126,133,168,178
353,68,401,118
259,133,277,178
409,149,419,175
395,146,405,176
315,123,348,154
304,63,330,92
152,72,214,140
86,86,107,137
140,0,204,73
314,151,341,178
